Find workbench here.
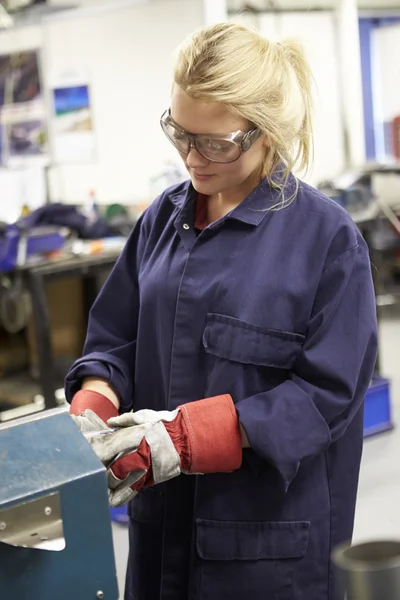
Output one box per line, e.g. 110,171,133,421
0,250,121,420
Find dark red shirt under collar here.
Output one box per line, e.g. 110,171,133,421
194,194,209,231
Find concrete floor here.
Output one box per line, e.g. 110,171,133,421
111,308,400,598
353,307,400,543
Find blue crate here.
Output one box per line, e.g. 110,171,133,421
364,376,393,437
0,226,65,272
110,505,128,525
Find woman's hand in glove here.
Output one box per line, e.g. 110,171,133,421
91,395,243,507
70,409,110,436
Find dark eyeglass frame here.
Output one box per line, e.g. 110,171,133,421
160,109,262,164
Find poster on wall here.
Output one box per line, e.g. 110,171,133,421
0,50,48,167
51,72,95,163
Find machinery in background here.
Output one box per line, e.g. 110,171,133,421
0,407,119,599
318,164,400,304
318,168,373,214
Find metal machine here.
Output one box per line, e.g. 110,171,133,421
2,404,400,600
0,407,119,599
333,540,400,600
318,165,400,297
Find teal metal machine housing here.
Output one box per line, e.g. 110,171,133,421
0,408,118,599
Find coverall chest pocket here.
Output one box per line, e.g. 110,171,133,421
195,519,310,600
202,313,305,394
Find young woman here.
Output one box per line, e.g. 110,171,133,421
67,22,377,600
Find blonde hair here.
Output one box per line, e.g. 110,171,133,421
173,22,314,206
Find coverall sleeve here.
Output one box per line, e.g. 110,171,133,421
236,240,378,490
65,211,149,411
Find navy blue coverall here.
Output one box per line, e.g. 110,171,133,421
66,176,378,600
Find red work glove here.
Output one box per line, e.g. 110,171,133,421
91,395,243,507
69,389,119,434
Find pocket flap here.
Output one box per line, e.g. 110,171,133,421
203,313,304,369
196,519,310,561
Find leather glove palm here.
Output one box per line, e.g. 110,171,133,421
70,409,109,435
91,395,242,507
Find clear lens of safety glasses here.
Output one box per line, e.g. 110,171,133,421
160,109,261,164
161,118,191,155
195,137,241,163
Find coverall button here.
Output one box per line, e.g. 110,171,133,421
183,223,190,230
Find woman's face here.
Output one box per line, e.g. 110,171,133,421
170,85,266,199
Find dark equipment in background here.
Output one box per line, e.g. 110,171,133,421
318,165,400,303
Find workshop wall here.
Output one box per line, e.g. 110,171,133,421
44,0,204,205
1,2,395,206
258,12,345,187
0,2,347,209
0,0,203,207
371,23,400,161
0,24,42,53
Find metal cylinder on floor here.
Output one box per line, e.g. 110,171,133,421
332,540,400,600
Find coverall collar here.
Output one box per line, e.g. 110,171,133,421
168,174,296,227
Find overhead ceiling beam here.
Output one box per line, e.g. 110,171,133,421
228,0,400,13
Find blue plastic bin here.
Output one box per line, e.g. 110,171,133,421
0,226,65,272
110,505,129,525
364,376,393,437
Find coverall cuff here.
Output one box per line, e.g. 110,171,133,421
64,354,134,411
236,380,332,491
180,394,242,474
65,360,112,402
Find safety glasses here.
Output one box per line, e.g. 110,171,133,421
160,109,262,164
